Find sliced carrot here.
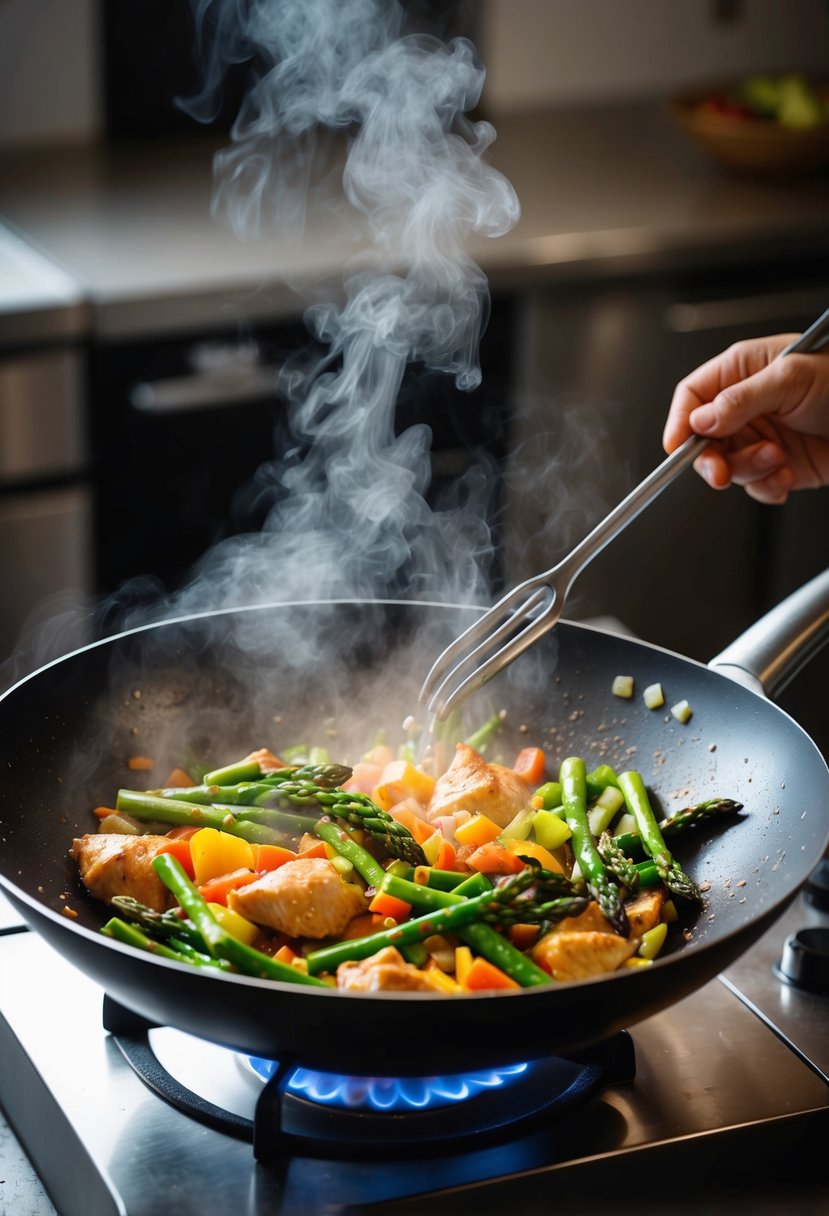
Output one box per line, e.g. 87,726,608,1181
165,825,200,841
462,955,521,991
274,943,300,965
297,839,329,859
508,923,541,950
368,890,412,921
388,801,435,845
165,767,196,788
155,837,196,879
432,837,457,871
466,841,526,875
513,746,547,786
197,867,256,906
251,843,297,872
127,755,155,772
341,912,386,940
93,805,117,820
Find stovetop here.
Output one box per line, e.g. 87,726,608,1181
1,885,827,1216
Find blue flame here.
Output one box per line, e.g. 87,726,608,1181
248,1057,532,1111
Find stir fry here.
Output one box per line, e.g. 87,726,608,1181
70,729,743,993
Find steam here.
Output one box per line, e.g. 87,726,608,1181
2,0,522,742
175,0,519,617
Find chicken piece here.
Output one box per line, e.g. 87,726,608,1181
336,946,446,992
71,833,172,912
553,901,616,936
624,887,666,937
531,929,639,982
427,743,531,829
227,857,365,939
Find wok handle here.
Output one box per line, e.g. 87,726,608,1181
709,567,829,700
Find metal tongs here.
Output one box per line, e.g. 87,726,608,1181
420,307,829,721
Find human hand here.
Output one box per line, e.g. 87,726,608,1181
662,334,829,504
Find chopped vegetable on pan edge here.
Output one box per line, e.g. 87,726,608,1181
69,730,744,994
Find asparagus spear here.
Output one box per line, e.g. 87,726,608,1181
115,789,318,843
110,895,207,950
271,782,427,866
102,917,230,970
617,770,703,904
597,831,640,893
612,797,743,857
150,764,354,804
315,820,387,886
560,756,629,937
151,853,329,986
305,868,585,979
377,870,557,987
382,868,588,931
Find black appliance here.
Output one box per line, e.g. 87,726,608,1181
87,298,514,607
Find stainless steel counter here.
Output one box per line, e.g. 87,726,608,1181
0,225,87,345
1,102,828,339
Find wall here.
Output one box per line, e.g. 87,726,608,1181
0,0,101,146
479,0,829,114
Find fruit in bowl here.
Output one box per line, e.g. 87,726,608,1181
671,73,829,174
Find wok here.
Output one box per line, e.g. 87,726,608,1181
1,582,828,1076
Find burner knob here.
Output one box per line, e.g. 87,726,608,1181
776,927,829,995
804,858,829,912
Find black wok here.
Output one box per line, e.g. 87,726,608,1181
1,583,828,1076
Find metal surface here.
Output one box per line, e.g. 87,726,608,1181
421,311,829,719
0,224,86,346
1,597,829,1075
0,891,826,1216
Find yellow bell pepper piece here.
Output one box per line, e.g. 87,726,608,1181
502,837,564,873
453,813,502,849
420,831,443,866
454,945,474,987
207,902,260,945
638,921,668,960
372,760,436,811
424,967,461,993
190,827,255,885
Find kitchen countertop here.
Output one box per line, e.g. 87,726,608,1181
2,101,829,341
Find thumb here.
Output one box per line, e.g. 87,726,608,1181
689,357,805,439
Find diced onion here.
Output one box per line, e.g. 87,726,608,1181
643,682,665,710
612,675,634,699
671,699,693,724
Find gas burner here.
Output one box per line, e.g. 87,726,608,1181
246,1054,532,1112
103,995,635,1164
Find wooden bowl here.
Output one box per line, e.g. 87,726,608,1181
671,85,829,175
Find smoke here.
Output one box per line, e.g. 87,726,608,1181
170,0,519,620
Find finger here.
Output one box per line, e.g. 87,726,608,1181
688,354,811,440
744,466,795,506
724,440,787,487
693,449,732,490
663,335,792,453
